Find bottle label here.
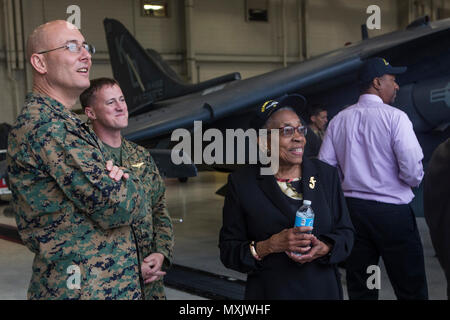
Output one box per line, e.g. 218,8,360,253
294,216,314,228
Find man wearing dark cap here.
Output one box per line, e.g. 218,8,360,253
319,57,428,300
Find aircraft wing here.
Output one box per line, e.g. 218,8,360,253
123,54,361,141
104,17,450,142
149,149,197,178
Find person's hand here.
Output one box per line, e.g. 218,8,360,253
267,226,314,253
106,160,129,181
141,253,166,284
285,236,332,264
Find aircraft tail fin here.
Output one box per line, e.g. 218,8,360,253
103,18,241,115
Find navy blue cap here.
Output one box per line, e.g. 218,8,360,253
359,57,407,83
251,94,307,130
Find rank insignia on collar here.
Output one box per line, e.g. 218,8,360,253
309,177,316,189
131,162,145,168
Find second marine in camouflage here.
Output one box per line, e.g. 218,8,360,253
81,77,174,299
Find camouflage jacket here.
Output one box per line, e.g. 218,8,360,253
7,93,149,300
104,139,174,300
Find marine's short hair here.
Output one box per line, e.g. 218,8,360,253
80,77,119,110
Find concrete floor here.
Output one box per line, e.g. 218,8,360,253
0,171,447,300
0,213,206,300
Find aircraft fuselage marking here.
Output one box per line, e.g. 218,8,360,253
430,83,450,108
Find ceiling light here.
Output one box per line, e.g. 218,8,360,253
143,4,164,10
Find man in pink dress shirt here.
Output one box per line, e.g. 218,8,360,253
319,57,428,300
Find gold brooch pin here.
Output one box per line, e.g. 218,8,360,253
309,177,316,189
131,162,144,168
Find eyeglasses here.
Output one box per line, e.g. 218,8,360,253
277,125,308,137
37,40,96,55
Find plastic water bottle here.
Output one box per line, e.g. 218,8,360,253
294,200,315,230
293,200,315,255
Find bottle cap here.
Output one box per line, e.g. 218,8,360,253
303,200,311,205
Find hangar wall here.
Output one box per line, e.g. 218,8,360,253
0,0,448,124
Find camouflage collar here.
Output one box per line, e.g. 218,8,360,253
26,92,83,126
121,139,137,161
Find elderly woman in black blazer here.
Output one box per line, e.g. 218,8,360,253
219,94,354,300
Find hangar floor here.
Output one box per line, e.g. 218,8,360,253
0,171,447,300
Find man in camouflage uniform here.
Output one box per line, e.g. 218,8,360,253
80,77,174,299
7,20,153,299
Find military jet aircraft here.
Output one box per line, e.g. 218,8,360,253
104,17,450,214
104,16,449,159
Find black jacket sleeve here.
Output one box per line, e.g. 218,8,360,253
219,174,261,274
317,167,354,265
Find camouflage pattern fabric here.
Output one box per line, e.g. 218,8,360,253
7,93,150,300
104,139,174,300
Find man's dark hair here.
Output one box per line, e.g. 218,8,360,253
306,104,326,124
80,77,119,110
309,104,326,117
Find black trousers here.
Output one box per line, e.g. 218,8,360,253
345,197,428,300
